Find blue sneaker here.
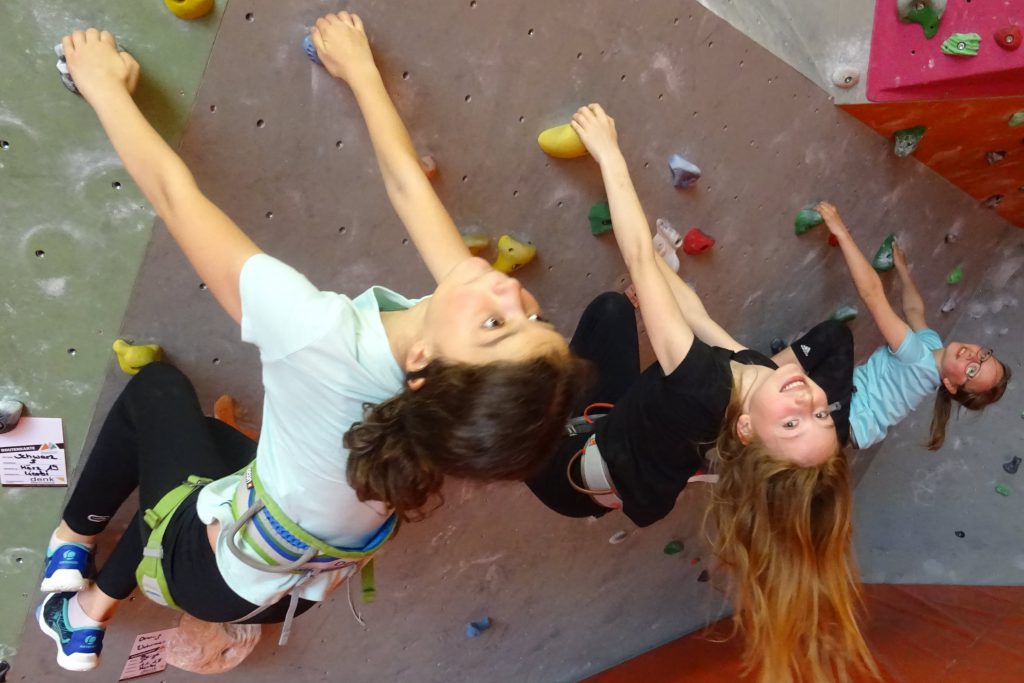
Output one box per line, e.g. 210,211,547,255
40,543,91,592
37,592,105,671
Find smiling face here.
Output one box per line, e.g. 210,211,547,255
422,257,568,365
738,363,838,467
938,342,1003,395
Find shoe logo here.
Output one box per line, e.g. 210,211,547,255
800,344,812,355
87,514,110,523
84,635,97,645
62,549,78,561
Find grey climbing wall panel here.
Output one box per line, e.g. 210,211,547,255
0,0,224,663
10,0,1022,681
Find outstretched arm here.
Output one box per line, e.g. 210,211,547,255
571,105,694,373
654,256,745,352
892,242,928,331
311,12,469,284
64,30,261,323
818,202,909,351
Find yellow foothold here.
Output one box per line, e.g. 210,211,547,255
112,339,164,375
164,0,214,20
461,231,490,255
537,123,588,159
492,235,537,273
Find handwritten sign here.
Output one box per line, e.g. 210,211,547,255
0,417,67,486
119,628,176,681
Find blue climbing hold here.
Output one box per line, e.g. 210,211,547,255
466,616,492,638
668,154,701,188
303,34,322,66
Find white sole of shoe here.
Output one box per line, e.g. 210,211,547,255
40,569,90,593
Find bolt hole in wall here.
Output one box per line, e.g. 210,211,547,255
112,181,122,190
209,104,217,112
212,358,220,365
0,139,10,150
35,249,45,258
199,283,207,290
67,348,76,356
256,119,265,128
245,12,254,21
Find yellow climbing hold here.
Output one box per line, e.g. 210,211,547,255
164,0,214,21
492,235,537,273
537,123,588,159
112,339,164,375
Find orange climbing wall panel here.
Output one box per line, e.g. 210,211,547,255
841,97,1024,228
585,584,1024,683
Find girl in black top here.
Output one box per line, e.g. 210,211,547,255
528,105,876,683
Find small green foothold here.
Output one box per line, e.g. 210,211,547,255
946,265,963,284
1009,111,1024,128
664,540,684,555
872,234,897,271
995,483,1011,497
831,304,859,323
902,6,942,39
941,32,981,56
588,201,613,236
894,125,927,158
794,208,824,236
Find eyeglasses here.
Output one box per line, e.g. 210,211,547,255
964,348,994,383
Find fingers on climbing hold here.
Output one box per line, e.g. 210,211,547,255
871,234,896,271
0,399,25,435
302,34,322,65
697,569,710,583
682,228,715,255
653,233,680,272
419,155,438,180
668,154,701,188
588,202,613,236
656,218,682,248
946,265,963,285
491,235,536,273
164,0,215,20
941,32,981,56
794,208,824,235
537,123,588,159
995,25,1021,51
830,66,860,89
112,339,164,376
893,125,927,158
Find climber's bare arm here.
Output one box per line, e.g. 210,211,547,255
64,29,259,324
892,242,928,331
311,12,469,283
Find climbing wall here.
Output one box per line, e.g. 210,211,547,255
0,0,224,665
7,0,1023,681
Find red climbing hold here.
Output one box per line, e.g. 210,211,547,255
682,228,715,255
996,25,1021,51
828,234,840,248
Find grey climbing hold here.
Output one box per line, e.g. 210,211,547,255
830,67,860,89
985,150,1007,165
830,304,858,323
982,195,1004,209
944,231,959,244
941,32,981,56
465,616,491,638
609,530,628,544
770,338,787,355
894,125,927,158
656,218,683,248
940,295,957,314
1004,456,1022,475
0,399,23,435
668,154,701,188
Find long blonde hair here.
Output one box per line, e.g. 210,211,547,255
706,384,878,683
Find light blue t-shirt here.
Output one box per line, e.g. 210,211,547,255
849,327,943,449
195,254,419,606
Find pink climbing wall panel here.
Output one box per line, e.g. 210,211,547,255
868,0,1024,102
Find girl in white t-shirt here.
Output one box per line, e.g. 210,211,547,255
37,15,585,672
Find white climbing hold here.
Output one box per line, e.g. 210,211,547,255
831,66,860,89
608,531,628,545
653,233,680,272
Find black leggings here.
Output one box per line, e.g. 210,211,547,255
526,292,639,518
63,363,314,624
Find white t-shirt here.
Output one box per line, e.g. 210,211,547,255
195,254,419,606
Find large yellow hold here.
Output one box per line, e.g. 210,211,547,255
537,123,588,159
164,0,214,20
492,235,537,273
112,339,164,375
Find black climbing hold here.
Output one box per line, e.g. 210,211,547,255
1004,455,1022,475
770,338,786,355
0,660,9,683
954,530,965,538
697,569,710,582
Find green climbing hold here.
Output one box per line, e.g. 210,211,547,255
898,0,946,39
941,32,981,56
946,265,963,284
831,304,859,323
872,234,896,271
894,125,927,158
663,540,684,555
794,208,824,236
995,483,1011,497
1009,111,1024,128
588,201,613,236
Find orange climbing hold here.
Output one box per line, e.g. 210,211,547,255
214,395,259,441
